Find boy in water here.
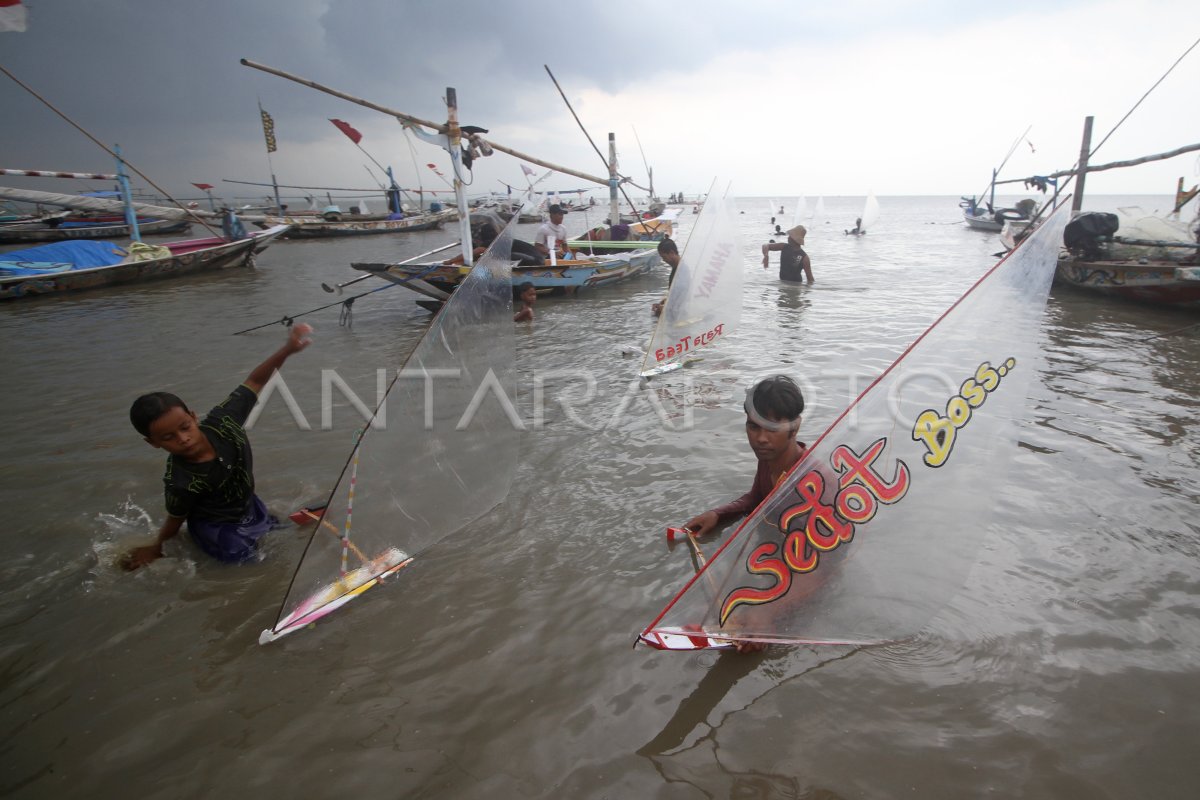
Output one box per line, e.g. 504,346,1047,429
513,281,537,322
681,375,807,538
651,237,681,316
678,375,807,653
121,324,315,570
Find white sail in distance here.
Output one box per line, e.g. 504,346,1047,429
792,195,807,228
861,193,880,232
639,183,742,377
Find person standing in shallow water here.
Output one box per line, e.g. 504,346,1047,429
121,324,314,570
677,375,808,653
651,237,681,316
762,225,813,283
513,281,537,322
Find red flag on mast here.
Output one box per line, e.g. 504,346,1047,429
330,119,363,144
0,1,28,33
192,183,214,191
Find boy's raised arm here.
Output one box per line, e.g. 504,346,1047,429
243,323,314,394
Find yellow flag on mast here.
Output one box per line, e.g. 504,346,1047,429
259,105,277,154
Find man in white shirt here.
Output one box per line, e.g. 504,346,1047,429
534,204,572,260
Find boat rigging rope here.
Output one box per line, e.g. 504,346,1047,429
1089,35,1200,159
543,65,645,219
231,262,443,335
1025,36,1200,229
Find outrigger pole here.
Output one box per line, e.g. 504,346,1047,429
992,140,1200,187
239,59,611,189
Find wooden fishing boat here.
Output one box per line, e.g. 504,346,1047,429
355,248,661,299
1054,257,1200,307
0,224,289,300
262,208,458,238
0,209,68,227
961,200,1035,232
962,126,1038,233
0,216,190,243
568,210,679,254
1052,209,1200,308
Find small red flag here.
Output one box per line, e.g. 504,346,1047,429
192,183,214,191
0,0,28,33
330,118,363,144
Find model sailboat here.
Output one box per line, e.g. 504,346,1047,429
846,193,880,236
639,183,743,378
639,200,1072,650
791,196,807,228
260,209,523,644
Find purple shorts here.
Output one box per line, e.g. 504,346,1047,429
188,495,281,563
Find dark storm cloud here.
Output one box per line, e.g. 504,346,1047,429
0,0,1157,200
6,0,734,198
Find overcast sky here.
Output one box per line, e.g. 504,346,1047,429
2,1,1198,208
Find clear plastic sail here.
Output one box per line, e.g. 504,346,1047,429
639,184,743,377
640,202,1071,650
261,218,521,643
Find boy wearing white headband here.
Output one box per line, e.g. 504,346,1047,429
681,375,807,538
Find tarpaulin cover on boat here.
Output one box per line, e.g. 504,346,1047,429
0,240,126,268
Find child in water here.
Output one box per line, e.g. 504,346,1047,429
677,375,808,653
651,237,681,316
513,281,537,322
681,375,807,539
121,324,315,570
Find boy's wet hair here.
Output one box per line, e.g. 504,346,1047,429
513,281,535,300
130,392,190,436
656,237,678,256
745,375,805,425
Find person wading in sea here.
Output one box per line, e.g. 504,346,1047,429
762,225,813,283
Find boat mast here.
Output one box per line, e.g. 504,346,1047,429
114,145,142,243
240,59,609,189
446,88,474,267
258,101,284,215
608,133,619,228
1072,116,1094,213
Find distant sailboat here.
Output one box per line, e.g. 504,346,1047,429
791,195,807,229
846,193,880,236
812,196,826,223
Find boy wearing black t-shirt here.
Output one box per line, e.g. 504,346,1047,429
121,324,314,570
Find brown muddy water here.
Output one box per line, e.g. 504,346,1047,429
1,195,1197,799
